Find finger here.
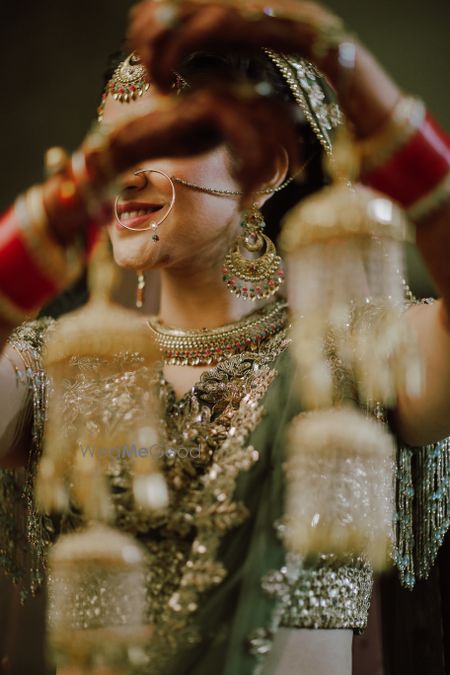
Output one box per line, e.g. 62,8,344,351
128,3,315,90
107,88,299,196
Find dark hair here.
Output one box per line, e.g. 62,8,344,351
40,47,328,318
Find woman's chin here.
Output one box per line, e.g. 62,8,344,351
110,241,160,271
108,226,171,270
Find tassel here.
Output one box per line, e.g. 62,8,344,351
35,231,164,518
47,522,152,671
280,127,422,409
34,232,167,672
283,406,396,570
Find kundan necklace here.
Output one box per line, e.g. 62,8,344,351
146,297,289,366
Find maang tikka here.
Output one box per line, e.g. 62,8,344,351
222,204,285,301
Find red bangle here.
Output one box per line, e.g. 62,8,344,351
0,207,59,323
362,110,450,221
0,186,87,325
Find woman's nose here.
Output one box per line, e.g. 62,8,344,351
120,168,149,195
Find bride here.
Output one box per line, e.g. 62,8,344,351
0,2,449,674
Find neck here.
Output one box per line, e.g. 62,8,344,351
157,264,273,329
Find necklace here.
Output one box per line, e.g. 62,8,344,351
146,297,289,366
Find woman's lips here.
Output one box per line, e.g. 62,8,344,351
115,202,164,232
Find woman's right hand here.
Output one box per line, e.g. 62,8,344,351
43,82,301,250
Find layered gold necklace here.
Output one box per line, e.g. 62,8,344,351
146,297,289,366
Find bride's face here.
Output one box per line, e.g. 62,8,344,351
102,90,242,272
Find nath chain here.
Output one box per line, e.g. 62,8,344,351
171,175,295,197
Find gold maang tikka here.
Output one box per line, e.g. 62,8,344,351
97,53,150,121
97,52,189,121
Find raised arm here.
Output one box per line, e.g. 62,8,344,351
128,0,450,445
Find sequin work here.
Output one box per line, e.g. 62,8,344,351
0,317,56,601
11,304,291,673
262,552,372,632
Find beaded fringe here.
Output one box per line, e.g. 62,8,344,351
394,437,450,589
0,318,56,602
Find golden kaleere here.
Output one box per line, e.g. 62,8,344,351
279,123,418,569
280,126,422,410
283,407,396,571
35,232,165,670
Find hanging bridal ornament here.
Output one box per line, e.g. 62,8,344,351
36,230,166,518
47,522,153,672
280,125,422,409
282,407,396,570
35,232,167,671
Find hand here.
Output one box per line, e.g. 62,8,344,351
127,0,401,138
107,85,300,201
128,0,344,92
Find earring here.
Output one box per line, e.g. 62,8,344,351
222,204,285,301
136,270,145,308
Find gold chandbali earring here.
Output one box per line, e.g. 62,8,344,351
222,204,285,301
136,270,145,309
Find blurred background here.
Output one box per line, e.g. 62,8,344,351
0,1,449,674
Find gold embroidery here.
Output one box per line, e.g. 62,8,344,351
46,309,290,671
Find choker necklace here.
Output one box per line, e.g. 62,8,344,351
146,297,289,366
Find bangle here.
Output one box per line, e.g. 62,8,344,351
16,186,84,285
0,206,57,324
361,100,450,223
359,96,426,174
0,186,84,326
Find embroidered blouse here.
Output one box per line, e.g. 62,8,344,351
0,305,448,674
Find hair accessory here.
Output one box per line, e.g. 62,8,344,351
114,169,176,240
108,52,150,104
98,52,189,121
264,49,342,155
98,49,341,153
222,204,285,301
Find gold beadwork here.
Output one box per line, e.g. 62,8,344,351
264,49,342,155
110,53,150,104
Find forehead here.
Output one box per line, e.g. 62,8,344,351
101,88,169,128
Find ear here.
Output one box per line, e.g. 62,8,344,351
254,146,290,208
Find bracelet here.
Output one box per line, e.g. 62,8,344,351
361,98,450,222
359,96,426,174
0,187,84,326
16,185,84,283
